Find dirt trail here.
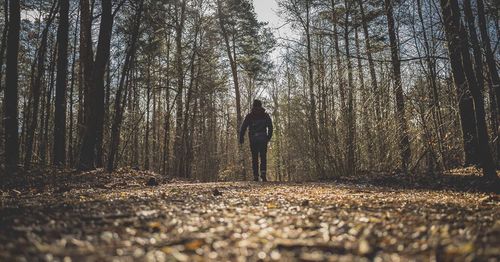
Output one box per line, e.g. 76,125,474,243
0,172,498,261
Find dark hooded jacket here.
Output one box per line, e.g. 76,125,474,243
239,106,273,143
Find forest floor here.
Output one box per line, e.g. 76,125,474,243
0,168,499,261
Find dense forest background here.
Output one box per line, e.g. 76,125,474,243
0,0,499,181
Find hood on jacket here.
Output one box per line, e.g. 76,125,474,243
249,106,266,120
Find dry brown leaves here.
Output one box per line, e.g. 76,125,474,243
0,170,498,261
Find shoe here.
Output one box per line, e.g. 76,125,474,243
253,177,259,182
260,170,267,182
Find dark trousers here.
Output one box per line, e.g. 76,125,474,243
250,139,268,180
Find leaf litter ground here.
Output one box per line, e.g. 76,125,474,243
0,169,499,261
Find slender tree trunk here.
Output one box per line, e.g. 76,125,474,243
435,0,479,167
53,0,70,166
155,62,162,173
38,61,48,162
4,0,20,174
80,0,93,127
144,64,152,170
477,0,500,114
68,6,80,166
185,58,200,178
416,0,445,170
304,0,322,178
162,21,172,176
487,71,500,165
78,0,93,167
162,85,171,176
20,89,28,160
478,0,500,163
181,23,200,178
107,0,143,172
77,58,84,157
216,0,246,179
384,0,411,172
132,69,139,168
334,21,346,113
173,0,187,177
0,0,8,96
41,42,57,164
96,64,111,168
355,27,372,169
344,0,355,175
357,0,380,122
24,3,58,167
329,0,345,174
152,68,157,172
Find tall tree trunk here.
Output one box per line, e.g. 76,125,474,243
477,0,500,114
162,84,171,176
304,0,322,178
344,0,356,175
162,21,172,176
439,0,496,178
38,43,52,163
4,0,20,174
330,0,345,174
80,0,93,128
416,0,445,170
216,0,245,179
152,67,157,172
132,69,140,168
77,59,84,159
477,0,500,164
182,24,200,178
96,64,111,168
463,0,499,164
384,0,411,172
41,42,57,164
79,0,113,171
107,0,143,172
24,2,58,167
355,27,372,169
0,0,8,96
145,64,152,170
53,0,70,166
173,0,187,177
437,2,479,167
357,0,380,122
455,1,496,178
78,0,93,166
68,5,80,166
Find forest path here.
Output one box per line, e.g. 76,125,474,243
0,171,499,261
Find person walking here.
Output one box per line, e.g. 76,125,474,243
239,99,273,181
